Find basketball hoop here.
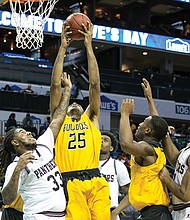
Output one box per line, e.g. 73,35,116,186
8,0,59,49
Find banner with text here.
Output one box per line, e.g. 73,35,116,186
1,10,190,54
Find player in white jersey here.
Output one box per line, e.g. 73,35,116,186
99,131,131,220
159,140,190,220
1,73,71,220
140,77,190,220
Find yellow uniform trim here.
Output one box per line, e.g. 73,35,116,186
4,194,23,212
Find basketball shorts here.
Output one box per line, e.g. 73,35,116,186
1,207,23,220
62,168,111,220
140,205,172,220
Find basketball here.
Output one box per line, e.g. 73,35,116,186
65,13,91,40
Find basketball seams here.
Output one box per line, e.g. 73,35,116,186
65,13,90,40
72,15,83,29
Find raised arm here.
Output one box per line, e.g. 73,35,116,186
79,22,100,127
142,78,179,165
119,99,153,157
50,24,72,117
49,73,72,140
141,78,158,116
162,134,180,167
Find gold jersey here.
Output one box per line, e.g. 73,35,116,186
129,146,170,211
4,194,23,212
54,113,101,172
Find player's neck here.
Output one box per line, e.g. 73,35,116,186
100,154,110,161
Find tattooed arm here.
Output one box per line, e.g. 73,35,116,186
2,152,35,204
79,22,100,128
50,24,72,118
49,73,72,140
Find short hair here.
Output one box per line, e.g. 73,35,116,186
149,115,168,141
101,131,118,151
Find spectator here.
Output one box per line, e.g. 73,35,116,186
22,113,37,138
3,85,12,92
20,84,34,94
39,116,51,136
22,113,33,128
176,123,188,137
6,113,17,132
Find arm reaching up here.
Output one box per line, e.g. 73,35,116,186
49,73,72,140
141,78,158,116
119,99,154,157
50,24,72,117
78,22,100,127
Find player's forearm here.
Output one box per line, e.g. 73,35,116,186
162,135,179,167
120,114,133,143
51,46,66,86
147,97,158,116
50,87,71,139
119,114,133,150
164,176,188,202
86,45,100,86
2,168,20,205
112,195,130,216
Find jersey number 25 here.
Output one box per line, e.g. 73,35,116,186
68,132,86,149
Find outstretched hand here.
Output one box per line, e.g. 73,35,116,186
120,98,134,115
61,24,72,49
16,151,35,172
78,21,93,48
61,72,72,90
141,78,152,99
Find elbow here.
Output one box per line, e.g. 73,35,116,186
2,197,14,205
120,142,128,153
183,195,190,203
2,191,16,205
90,82,100,88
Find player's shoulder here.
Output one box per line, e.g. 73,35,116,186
6,160,18,174
37,128,53,142
114,158,127,169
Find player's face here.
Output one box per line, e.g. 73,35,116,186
100,135,113,154
14,128,37,150
135,116,152,141
67,102,84,117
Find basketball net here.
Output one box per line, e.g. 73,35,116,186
9,0,59,49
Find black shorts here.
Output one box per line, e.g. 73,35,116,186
140,205,172,220
1,207,23,220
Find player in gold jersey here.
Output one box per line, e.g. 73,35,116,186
119,79,172,220
142,78,190,220
50,22,110,220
